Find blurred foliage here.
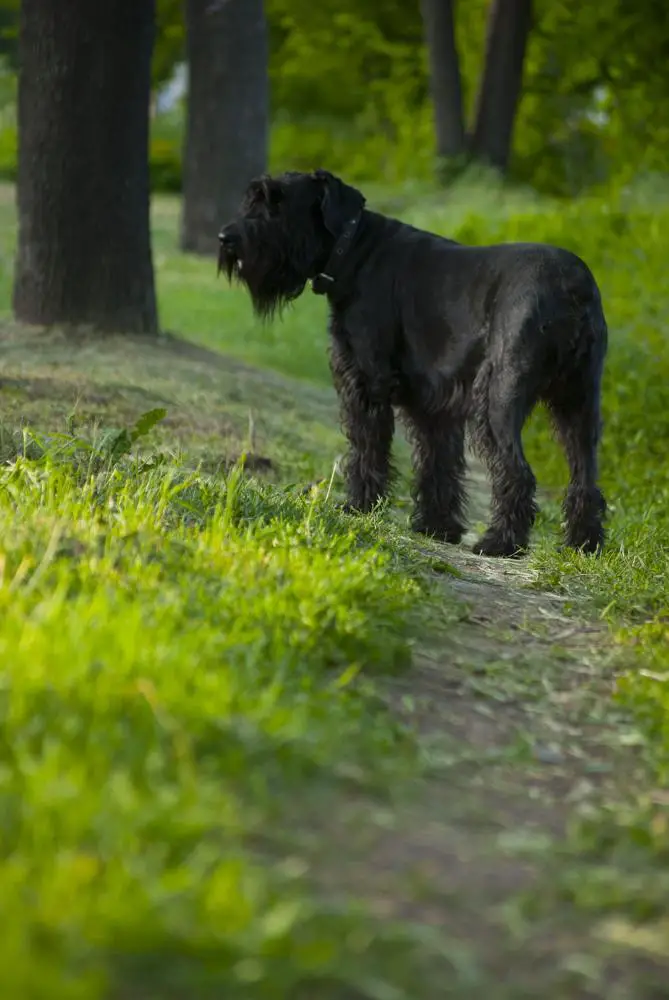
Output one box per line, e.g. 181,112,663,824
0,0,17,71
153,0,184,89
513,0,669,193
153,0,669,194
1,0,669,194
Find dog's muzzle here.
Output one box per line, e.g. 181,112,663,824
217,228,243,276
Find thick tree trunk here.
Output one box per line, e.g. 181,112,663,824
420,0,466,162
13,0,158,334
468,0,533,173
181,0,268,255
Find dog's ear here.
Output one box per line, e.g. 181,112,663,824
313,169,366,236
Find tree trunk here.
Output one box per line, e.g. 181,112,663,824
420,0,466,162
468,0,533,173
13,0,158,334
181,0,269,255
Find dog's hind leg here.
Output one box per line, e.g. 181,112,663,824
330,331,396,515
405,403,467,544
470,361,538,558
545,349,607,554
550,396,606,553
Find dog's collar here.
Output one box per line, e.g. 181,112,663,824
311,213,363,295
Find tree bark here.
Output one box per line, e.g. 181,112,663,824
181,0,269,255
469,0,533,173
13,0,158,334
420,0,466,162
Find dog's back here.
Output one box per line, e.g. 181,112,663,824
353,212,606,400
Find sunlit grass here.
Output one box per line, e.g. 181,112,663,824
0,425,448,997
1,172,669,986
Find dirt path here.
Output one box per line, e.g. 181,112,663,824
295,461,666,999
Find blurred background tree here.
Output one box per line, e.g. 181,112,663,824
3,0,669,285
13,0,158,333
180,0,268,255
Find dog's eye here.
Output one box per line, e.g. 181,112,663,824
247,180,283,215
267,189,283,214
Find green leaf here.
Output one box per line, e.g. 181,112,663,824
130,407,168,443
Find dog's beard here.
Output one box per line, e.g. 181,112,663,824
247,273,306,320
217,244,243,281
219,227,311,320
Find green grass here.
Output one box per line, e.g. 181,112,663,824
2,171,669,992
0,190,451,994
0,427,450,998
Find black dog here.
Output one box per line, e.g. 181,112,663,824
219,169,607,557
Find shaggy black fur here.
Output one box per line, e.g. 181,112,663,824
219,169,608,557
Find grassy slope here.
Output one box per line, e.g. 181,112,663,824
1,175,669,997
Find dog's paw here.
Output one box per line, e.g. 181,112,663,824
561,534,605,556
411,517,464,546
339,500,377,517
472,531,527,559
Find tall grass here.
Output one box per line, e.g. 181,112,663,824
0,423,454,998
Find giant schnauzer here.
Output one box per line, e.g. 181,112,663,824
218,170,607,557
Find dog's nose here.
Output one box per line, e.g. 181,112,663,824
218,228,239,249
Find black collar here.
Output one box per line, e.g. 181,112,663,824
311,212,363,295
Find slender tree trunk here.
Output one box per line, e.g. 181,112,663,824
181,0,268,255
420,0,466,161
468,0,533,173
13,0,158,334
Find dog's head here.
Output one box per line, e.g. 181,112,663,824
218,169,366,319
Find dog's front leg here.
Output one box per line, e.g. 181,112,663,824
330,341,395,514
339,387,395,514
